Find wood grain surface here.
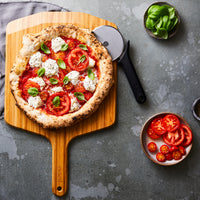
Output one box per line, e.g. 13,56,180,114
5,12,117,196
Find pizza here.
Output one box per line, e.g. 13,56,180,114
10,24,113,128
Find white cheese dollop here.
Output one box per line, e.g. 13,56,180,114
88,57,96,68
69,96,81,112
42,59,59,77
51,37,66,53
50,86,64,94
66,71,80,85
29,52,42,68
28,96,43,108
83,76,98,92
29,77,46,89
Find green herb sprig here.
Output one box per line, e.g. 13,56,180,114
74,92,86,101
28,87,39,97
53,96,60,107
41,42,51,54
57,58,66,69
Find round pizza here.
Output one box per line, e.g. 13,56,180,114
10,24,113,128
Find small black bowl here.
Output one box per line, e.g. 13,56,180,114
143,2,180,40
192,97,200,121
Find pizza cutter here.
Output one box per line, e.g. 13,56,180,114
93,26,146,104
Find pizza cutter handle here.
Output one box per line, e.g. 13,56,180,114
50,135,68,197
118,40,146,104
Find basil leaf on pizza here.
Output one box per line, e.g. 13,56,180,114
53,96,60,107
57,58,66,69
41,42,50,54
10,24,113,128
74,92,86,101
28,87,39,97
79,55,86,63
79,44,88,51
61,43,68,51
37,68,45,77
63,76,69,85
88,68,95,80
50,78,59,85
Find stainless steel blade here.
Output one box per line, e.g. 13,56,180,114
93,25,124,61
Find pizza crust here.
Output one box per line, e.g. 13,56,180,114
10,24,114,128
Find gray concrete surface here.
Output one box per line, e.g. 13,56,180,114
1,0,200,199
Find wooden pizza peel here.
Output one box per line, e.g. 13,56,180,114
4,12,117,196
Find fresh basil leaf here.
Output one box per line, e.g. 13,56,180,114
169,17,178,31
148,13,158,20
88,68,95,80
74,92,86,101
166,17,177,32
37,68,45,77
79,44,88,51
148,5,169,20
152,30,158,36
146,17,156,30
166,19,172,31
168,7,175,20
57,58,66,69
61,43,68,51
162,15,169,28
156,28,168,39
53,96,60,107
50,78,59,85
79,55,86,63
155,17,163,29
148,5,160,15
41,42,50,54
28,87,39,97
63,76,69,85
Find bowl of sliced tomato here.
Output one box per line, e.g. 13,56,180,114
140,112,193,166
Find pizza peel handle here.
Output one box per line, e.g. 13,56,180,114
48,132,69,197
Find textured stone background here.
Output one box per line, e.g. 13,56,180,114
0,0,200,199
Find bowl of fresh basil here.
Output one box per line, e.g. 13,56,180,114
144,2,180,39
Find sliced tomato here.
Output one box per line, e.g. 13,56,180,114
22,80,40,100
42,54,49,62
39,90,49,102
46,92,70,116
151,117,166,135
156,152,166,162
74,82,87,93
172,150,182,160
162,114,180,132
19,67,37,86
84,92,93,101
181,124,193,146
66,38,76,50
51,51,66,61
179,146,186,155
43,75,60,86
165,153,173,160
160,145,170,154
169,145,179,152
147,126,160,139
147,142,157,152
67,48,89,71
163,127,185,146
64,82,74,91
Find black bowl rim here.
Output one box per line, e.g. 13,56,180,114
192,97,200,121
